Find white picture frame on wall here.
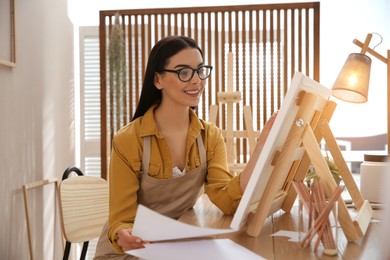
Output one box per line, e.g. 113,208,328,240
0,0,16,68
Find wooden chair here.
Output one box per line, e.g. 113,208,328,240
58,167,109,260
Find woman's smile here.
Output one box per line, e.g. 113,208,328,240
183,87,203,97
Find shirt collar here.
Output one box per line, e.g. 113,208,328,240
139,104,204,138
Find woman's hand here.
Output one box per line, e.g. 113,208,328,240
117,228,149,251
240,111,278,191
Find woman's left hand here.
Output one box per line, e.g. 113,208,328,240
239,111,278,191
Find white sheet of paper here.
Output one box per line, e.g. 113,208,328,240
271,230,321,243
126,238,265,260
132,205,236,241
271,230,300,242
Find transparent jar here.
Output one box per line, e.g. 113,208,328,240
298,196,339,256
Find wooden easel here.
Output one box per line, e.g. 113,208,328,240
245,91,373,242
209,52,258,172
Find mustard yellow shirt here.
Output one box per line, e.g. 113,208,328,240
108,105,243,252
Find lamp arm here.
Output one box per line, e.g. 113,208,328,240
353,39,387,64
359,33,372,55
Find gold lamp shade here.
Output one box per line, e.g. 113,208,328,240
332,53,372,103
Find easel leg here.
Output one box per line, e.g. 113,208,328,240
282,101,337,212
320,121,365,208
302,123,369,241
319,120,373,236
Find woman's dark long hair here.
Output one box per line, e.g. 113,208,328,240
131,36,203,121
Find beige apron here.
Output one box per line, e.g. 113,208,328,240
94,135,207,259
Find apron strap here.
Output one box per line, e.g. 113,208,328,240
196,134,207,165
141,136,151,174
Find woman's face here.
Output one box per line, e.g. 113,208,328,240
154,48,207,109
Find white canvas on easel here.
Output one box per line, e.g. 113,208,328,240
230,71,332,230
230,71,373,242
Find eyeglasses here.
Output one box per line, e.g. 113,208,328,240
159,65,213,82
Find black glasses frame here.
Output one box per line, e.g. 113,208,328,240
159,65,213,82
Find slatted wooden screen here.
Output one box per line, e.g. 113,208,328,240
99,2,320,178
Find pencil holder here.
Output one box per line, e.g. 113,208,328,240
294,181,341,256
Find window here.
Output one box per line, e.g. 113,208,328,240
79,26,101,178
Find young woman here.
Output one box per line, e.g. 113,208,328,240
94,35,276,259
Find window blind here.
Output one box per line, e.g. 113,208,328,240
79,26,101,178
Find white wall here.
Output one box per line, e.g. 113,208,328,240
0,0,389,259
0,0,74,259
321,0,390,137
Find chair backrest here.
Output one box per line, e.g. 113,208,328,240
59,175,109,243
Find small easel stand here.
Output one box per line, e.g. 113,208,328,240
23,178,61,260
209,52,258,173
246,91,373,242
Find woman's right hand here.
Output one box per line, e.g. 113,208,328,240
117,228,149,251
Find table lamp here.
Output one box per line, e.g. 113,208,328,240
332,33,389,159
332,33,389,204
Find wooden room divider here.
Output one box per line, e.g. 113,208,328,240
99,2,320,178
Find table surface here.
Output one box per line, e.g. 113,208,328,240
178,194,385,260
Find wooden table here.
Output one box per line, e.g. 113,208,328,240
179,194,385,259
